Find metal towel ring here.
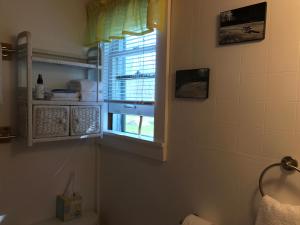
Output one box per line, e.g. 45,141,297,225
259,156,300,196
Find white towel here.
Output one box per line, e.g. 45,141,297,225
182,214,213,225
255,195,300,225
52,92,80,99
0,43,3,104
80,91,102,101
68,79,100,92
50,97,80,101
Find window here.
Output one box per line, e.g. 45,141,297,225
99,1,170,161
102,31,157,139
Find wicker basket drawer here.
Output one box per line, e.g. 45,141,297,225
33,106,69,138
70,106,100,136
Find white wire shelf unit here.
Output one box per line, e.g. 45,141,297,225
16,31,102,146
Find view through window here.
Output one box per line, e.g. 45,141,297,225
102,30,157,138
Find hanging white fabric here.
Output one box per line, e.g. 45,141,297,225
0,43,3,104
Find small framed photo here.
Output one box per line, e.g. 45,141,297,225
175,68,209,99
219,2,267,45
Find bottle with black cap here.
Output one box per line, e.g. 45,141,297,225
35,74,44,99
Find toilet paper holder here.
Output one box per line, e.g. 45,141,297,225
180,213,200,224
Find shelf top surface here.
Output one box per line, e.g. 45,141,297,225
32,100,103,106
32,56,99,69
18,47,100,69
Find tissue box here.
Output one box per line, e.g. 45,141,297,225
56,193,82,221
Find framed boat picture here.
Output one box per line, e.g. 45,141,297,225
219,2,267,45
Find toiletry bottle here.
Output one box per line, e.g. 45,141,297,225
35,74,44,99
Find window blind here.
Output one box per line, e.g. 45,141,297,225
102,31,157,117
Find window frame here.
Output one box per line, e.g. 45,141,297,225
100,0,171,161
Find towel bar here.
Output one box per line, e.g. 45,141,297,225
259,156,300,196
0,135,17,140
0,127,16,143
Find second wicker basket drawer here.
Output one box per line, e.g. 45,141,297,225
70,106,101,136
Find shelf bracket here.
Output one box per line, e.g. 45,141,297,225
1,43,16,61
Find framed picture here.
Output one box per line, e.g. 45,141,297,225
175,68,209,99
219,2,267,45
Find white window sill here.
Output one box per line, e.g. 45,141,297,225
99,130,167,162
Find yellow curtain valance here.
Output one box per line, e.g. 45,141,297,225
86,0,166,45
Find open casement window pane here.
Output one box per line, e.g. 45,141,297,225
102,31,157,138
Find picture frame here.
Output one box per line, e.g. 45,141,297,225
175,68,209,99
219,2,267,45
